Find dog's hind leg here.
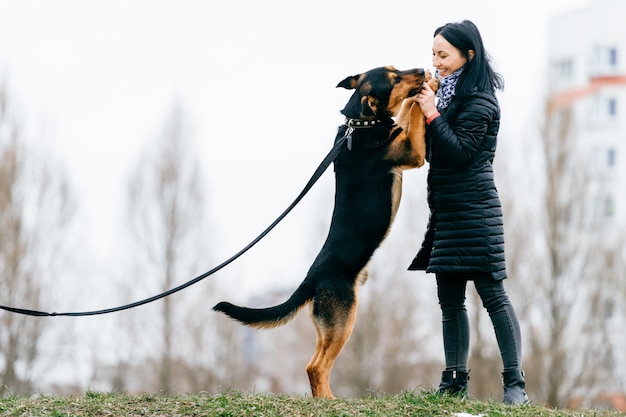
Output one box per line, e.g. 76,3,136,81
306,285,358,399
306,318,325,396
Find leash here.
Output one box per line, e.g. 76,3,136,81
0,132,350,318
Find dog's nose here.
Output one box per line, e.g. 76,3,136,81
418,68,425,76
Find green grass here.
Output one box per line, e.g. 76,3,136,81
1,390,625,417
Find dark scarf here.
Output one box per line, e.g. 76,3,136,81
436,67,463,111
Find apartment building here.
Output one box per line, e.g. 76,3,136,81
548,0,626,228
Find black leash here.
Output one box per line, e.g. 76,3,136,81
0,132,350,317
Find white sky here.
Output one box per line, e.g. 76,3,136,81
0,0,591,302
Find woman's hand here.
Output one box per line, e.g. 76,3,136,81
413,83,438,118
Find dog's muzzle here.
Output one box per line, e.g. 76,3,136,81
407,82,425,98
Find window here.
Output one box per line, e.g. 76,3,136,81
604,196,615,218
608,98,617,118
591,46,619,76
607,148,616,168
559,59,573,78
608,47,618,68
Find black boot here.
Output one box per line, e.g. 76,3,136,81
437,370,469,397
502,370,529,405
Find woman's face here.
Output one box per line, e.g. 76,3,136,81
432,34,467,78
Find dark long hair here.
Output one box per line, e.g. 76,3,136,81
434,20,504,97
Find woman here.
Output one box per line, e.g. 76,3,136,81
409,20,529,405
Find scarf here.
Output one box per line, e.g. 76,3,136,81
436,67,463,111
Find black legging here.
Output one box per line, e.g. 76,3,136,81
436,272,522,372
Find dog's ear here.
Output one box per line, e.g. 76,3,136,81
336,75,360,90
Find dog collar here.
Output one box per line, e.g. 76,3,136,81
341,118,396,151
345,118,384,128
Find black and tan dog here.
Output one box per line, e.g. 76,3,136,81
214,66,439,399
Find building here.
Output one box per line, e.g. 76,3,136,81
548,0,626,228
547,1,626,409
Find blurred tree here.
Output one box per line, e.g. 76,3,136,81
0,84,74,395
118,104,262,395
124,104,213,394
500,104,626,407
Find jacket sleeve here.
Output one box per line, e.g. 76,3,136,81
428,95,497,167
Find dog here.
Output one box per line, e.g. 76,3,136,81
214,66,439,399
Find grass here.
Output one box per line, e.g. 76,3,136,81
1,390,625,417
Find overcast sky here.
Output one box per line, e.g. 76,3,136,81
0,0,591,301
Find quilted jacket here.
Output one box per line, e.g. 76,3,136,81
408,90,507,280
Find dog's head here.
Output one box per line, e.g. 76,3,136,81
337,66,431,119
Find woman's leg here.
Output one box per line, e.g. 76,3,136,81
474,274,529,404
436,273,470,372
435,273,471,395
473,275,521,370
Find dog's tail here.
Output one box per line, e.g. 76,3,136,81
212,282,314,329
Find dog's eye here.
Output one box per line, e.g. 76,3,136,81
394,75,402,84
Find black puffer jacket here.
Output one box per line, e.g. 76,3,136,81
408,90,507,280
